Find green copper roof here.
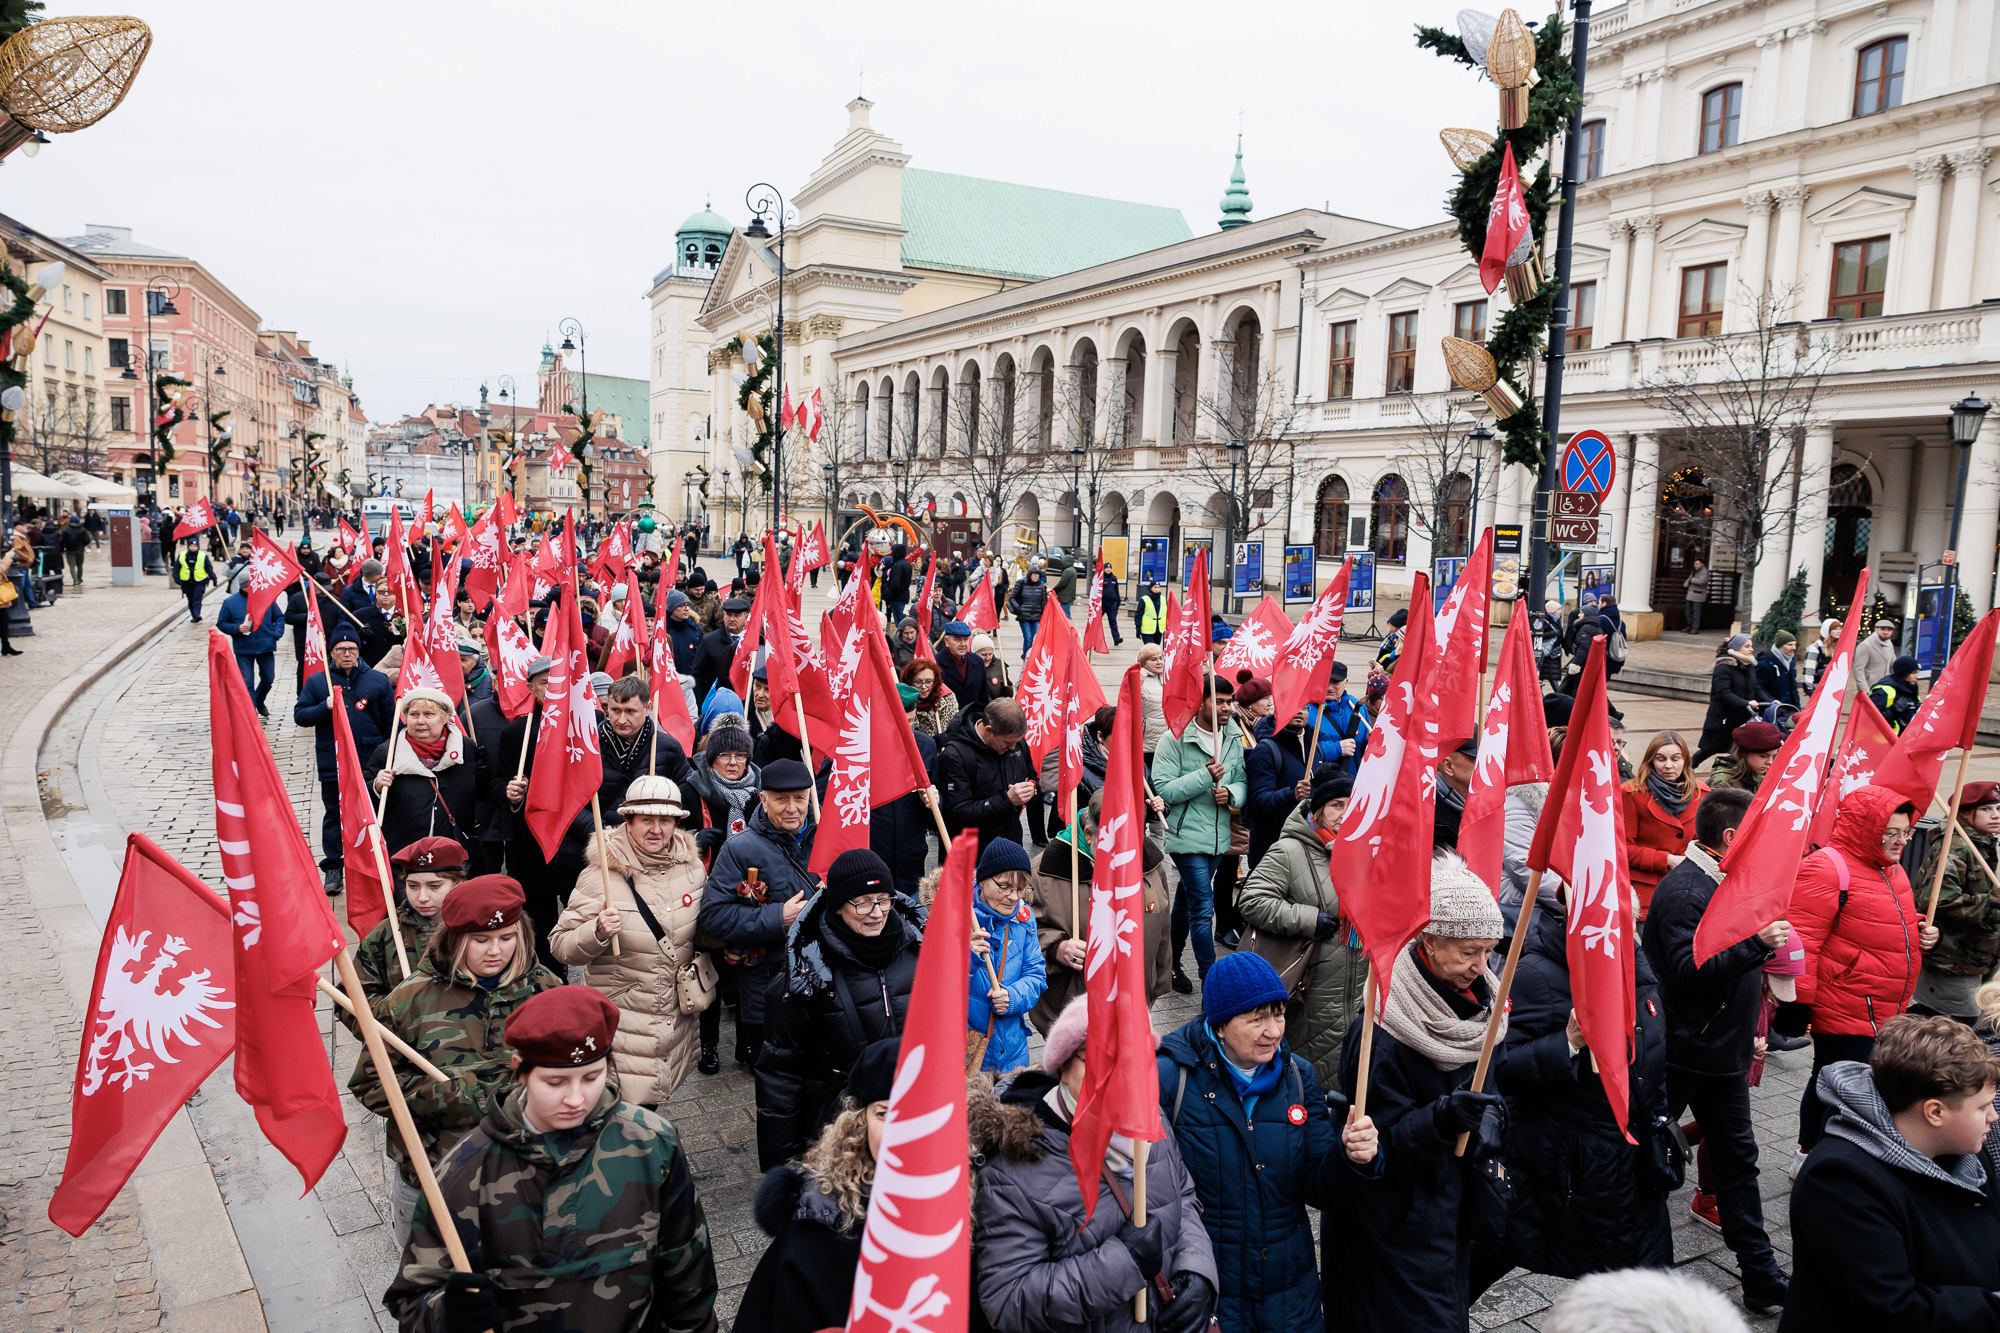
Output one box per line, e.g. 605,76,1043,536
900,168,1191,282
678,206,734,239
581,372,651,451
1218,136,1252,231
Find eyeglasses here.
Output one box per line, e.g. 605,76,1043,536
845,896,893,916
983,880,1027,899
1612,738,1628,751
1881,828,1914,847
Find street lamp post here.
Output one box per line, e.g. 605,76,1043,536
744,184,794,535
1225,438,1247,613
124,276,180,572
683,471,695,528
1943,392,1991,670
1070,443,1085,553
558,319,589,517
720,468,733,550
1467,422,1495,546
891,456,909,515
201,359,229,504
822,463,834,544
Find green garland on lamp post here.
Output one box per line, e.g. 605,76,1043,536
724,332,778,493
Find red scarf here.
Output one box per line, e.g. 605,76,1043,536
406,730,448,769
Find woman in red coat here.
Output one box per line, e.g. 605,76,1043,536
1620,729,1705,919
1787,783,1938,1159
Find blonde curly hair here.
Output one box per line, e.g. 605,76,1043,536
800,1106,876,1232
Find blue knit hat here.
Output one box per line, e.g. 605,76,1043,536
975,838,1032,881
1203,951,1289,1026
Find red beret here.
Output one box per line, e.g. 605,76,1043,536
1732,720,1785,753
506,987,619,1068
1962,782,2000,809
440,875,525,931
389,836,465,874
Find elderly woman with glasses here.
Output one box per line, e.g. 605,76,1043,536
754,848,927,1170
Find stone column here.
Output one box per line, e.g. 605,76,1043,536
1795,425,1836,621
1941,147,1992,309
1193,297,1220,440
1618,431,1660,612
1737,191,1775,320
1097,357,1127,449
1601,220,1634,344
1769,186,1813,309
1609,429,1637,568
1904,155,1950,312
1748,433,1801,622
1956,411,2000,615
1627,216,1662,341
1057,362,1082,453
1150,347,1177,447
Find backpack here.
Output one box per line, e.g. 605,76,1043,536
1606,620,1629,664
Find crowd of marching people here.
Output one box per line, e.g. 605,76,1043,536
125,498,1998,1333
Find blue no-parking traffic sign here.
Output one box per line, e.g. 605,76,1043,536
1561,429,1617,497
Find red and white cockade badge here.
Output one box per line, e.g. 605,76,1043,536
682,893,695,907
1287,1104,1308,1125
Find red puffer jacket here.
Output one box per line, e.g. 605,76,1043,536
1622,778,1709,917
1790,784,1921,1036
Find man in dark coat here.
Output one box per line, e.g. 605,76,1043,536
569,675,696,863
1099,568,1123,646
880,543,913,622
1005,566,1048,658
933,622,990,713
1870,655,1924,734
696,760,819,1068
1244,712,1311,870
1640,786,1791,1316
291,621,394,894
660,590,705,675
871,684,938,898
340,559,396,664
934,700,1035,852
1432,738,1476,851
691,596,752,705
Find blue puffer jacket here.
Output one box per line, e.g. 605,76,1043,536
219,591,287,655
1156,1018,1360,1333
968,894,1046,1073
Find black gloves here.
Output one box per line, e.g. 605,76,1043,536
1324,1089,1351,1120
1116,1215,1165,1280
693,827,725,854
1314,911,1340,940
1474,1100,1507,1158
1431,1088,1503,1137
441,1272,504,1333
1157,1271,1216,1333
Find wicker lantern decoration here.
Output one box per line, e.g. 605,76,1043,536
1456,8,1497,65
1485,9,1539,130
1440,127,1496,172
1441,336,1525,418
0,17,151,159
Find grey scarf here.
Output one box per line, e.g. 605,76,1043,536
1646,771,1692,816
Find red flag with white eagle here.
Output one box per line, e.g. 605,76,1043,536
603,569,651,678
731,547,776,703
486,606,539,721
48,833,237,1237
759,532,802,703
830,542,879,641
1871,608,1999,808
171,496,217,541
1271,557,1352,729
1480,142,1529,294
1162,548,1214,738
789,521,829,598
1808,693,1899,851
962,569,998,635
338,516,366,565
1215,594,1292,680
1460,603,1555,892
420,489,433,529
811,625,929,877
495,489,517,529
1056,625,1109,824
302,580,327,682
647,574,696,755
242,525,302,626
1696,580,1870,965
463,504,505,609
381,505,422,627
204,632,347,1189
330,685,391,941
780,385,796,432
804,387,825,442
1069,665,1164,1222
497,551,532,622
1431,527,1494,747
841,830,975,1333
440,502,469,549
592,521,633,587
914,550,939,652
1526,638,1636,1142
398,543,465,704
1327,573,1438,995
1018,600,1080,775
1081,550,1111,656
524,560,603,860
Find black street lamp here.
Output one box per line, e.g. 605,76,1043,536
744,183,794,534
890,455,909,514
1467,421,1496,547
1225,437,1247,612
1069,443,1086,552
1943,392,1991,669
558,318,589,517
822,462,835,542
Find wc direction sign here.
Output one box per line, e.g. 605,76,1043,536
1560,429,1617,497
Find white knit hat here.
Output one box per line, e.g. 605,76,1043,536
618,775,687,819
1428,850,1504,939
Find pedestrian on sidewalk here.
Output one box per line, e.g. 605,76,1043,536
58,514,88,589
1693,635,1770,768
1869,656,1924,734
1853,616,1900,695
219,577,286,717
1802,618,1842,692
1152,674,1246,992
1006,565,1048,659
1756,632,1801,711
1137,579,1168,645
1682,558,1711,632
1099,565,1124,645
172,537,214,623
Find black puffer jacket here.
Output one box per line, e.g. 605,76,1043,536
754,890,924,1170
696,805,819,1027
1640,850,1774,1076
1698,657,1771,755
934,705,1035,851
1006,572,1048,623
881,553,913,603
1485,901,1673,1281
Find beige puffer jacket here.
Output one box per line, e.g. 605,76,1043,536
549,824,707,1108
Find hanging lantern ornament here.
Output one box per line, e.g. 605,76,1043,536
0,17,151,159
1441,337,1524,418
0,384,23,422
1439,127,1496,172
1505,230,1543,303
1456,8,1498,65
1485,9,1538,131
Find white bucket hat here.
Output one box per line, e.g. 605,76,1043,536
618,775,687,819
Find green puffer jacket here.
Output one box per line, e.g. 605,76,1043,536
1150,718,1247,856
338,903,438,1037
1918,826,2000,977
1236,803,1367,1089
385,1084,719,1333
348,951,564,1185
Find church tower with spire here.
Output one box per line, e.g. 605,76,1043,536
1218,134,1253,230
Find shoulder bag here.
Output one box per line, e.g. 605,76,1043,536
621,872,718,1015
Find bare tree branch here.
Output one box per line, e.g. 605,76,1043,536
1395,393,1488,557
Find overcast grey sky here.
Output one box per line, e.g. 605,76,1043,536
9,0,1496,421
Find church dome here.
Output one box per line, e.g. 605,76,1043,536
675,205,734,270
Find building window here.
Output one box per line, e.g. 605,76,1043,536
1679,262,1728,337
1371,474,1410,565
81,293,91,319
145,290,172,317
61,285,72,312
149,338,168,370
1854,37,1906,117
110,396,129,432
1699,83,1742,154
1566,282,1597,350
104,288,126,316
84,347,94,376
1326,320,1356,399
1579,120,1606,180
1453,300,1488,344
1315,475,1350,558
43,335,53,365
1829,236,1891,319
1385,311,1418,394
108,337,128,368
64,340,74,371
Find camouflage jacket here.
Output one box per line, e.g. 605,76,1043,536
1918,826,2000,977
348,953,564,1186
338,904,438,1039
1707,757,1763,796
384,1085,719,1333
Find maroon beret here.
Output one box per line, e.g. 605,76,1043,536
1961,782,2000,810
389,836,465,874
440,874,525,931
1234,673,1273,708
506,987,619,1068
1732,720,1785,753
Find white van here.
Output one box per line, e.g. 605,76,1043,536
361,497,417,538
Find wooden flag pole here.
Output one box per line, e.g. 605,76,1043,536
304,572,368,629
315,977,446,1081
1927,748,1976,924
369,825,410,980
1131,1138,1152,1322
1069,801,1083,944
1457,869,1543,1157
1928,791,2000,893
513,706,535,783
331,947,478,1278
1353,965,1379,1119
590,793,622,958
373,708,405,827
793,695,822,823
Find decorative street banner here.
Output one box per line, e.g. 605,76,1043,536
1284,544,1317,604
1233,541,1263,597
1492,525,1524,600
1347,551,1376,610
1181,538,1213,586
1139,535,1169,585
1581,562,1617,605
1432,556,1466,614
